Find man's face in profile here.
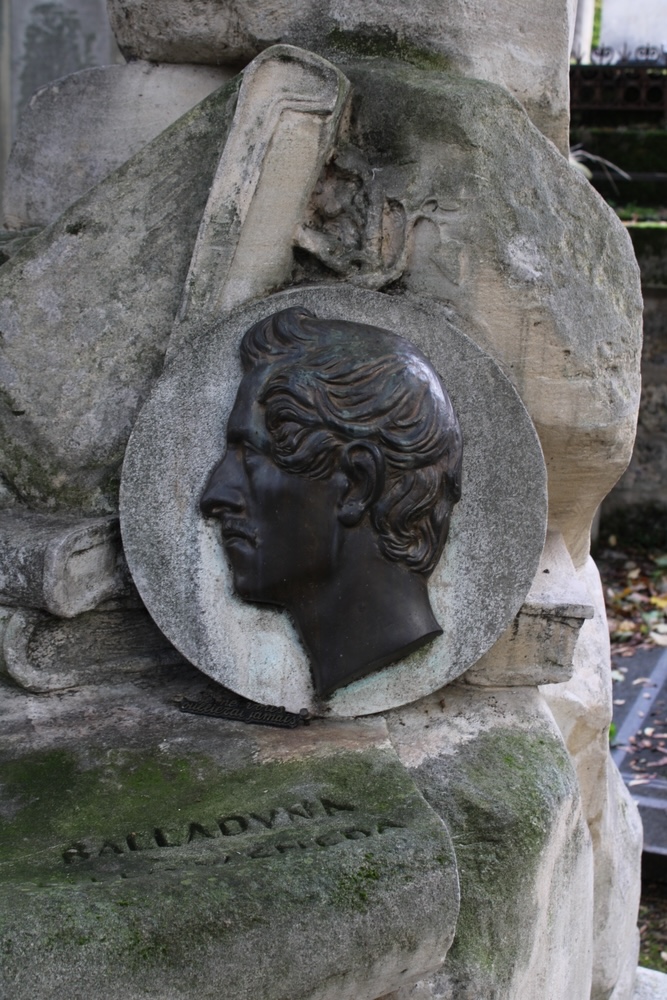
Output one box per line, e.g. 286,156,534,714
200,368,345,607
199,307,462,698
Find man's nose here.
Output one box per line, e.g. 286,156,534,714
200,453,245,516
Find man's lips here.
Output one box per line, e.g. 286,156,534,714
220,519,257,547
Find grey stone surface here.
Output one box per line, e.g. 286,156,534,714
121,285,547,718
464,530,594,687
635,968,667,1000
3,61,234,229
383,683,594,1000
0,0,119,197
106,0,574,151
171,45,350,348
306,60,642,571
0,75,241,515
0,605,182,691
0,510,129,616
0,227,41,264
0,668,459,1000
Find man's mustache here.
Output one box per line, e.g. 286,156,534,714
219,517,258,547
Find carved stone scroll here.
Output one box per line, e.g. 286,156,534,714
170,45,350,356
0,511,130,617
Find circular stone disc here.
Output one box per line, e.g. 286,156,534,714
120,286,547,717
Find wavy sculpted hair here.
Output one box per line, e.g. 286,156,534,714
239,308,463,575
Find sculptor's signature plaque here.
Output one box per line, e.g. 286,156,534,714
200,307,463,697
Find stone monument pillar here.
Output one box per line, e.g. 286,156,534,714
0,2,643,998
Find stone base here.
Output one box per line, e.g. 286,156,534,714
0,665,459,1000
635,968,667,1000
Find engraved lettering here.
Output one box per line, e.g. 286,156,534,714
247,844,278,859
218,815,249,836
154,828,182,847
247,809,287,830
286,802,311,820
62,842,91,864
187,822,216,842
276,841,301,853
126,833,142,851
343,828,370,840
99,840,124,856
321,798,355,816
316,832,345,847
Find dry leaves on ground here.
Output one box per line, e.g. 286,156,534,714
596,543,667,656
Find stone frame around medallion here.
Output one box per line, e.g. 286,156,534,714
120,285,547,717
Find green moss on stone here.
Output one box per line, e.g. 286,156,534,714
326,26,452,72
413,727,576,994
0,742,457,998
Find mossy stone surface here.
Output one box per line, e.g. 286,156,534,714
0,672,459,1000
412,726,578,998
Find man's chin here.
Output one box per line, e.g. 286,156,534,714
231,573,285,608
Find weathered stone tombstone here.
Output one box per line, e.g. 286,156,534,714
0,3,647,999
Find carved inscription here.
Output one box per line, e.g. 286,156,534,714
176,690,310,728
63,797,406,868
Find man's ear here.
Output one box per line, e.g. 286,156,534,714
338,443,385,526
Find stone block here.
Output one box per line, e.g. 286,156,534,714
464,531,594,686
171,45,351,350
0,75,241,514
106,0,575,151
0,671,459,999
634,968,667,1000
542,556,643,1000
300,61,642,569
0,606,182,691
3,61,234,230
384,683,594,1000
0,0,118,198
0,510,129,616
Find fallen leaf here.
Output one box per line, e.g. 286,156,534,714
645,727,655,736
633,677,652,685
649,632,667,647
613,699,626,706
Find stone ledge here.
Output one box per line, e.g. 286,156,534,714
463,531,594,687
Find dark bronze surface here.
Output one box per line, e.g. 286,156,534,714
176,690,309,728
200,307,462,698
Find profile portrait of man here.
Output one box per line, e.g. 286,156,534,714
200,307,463,698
